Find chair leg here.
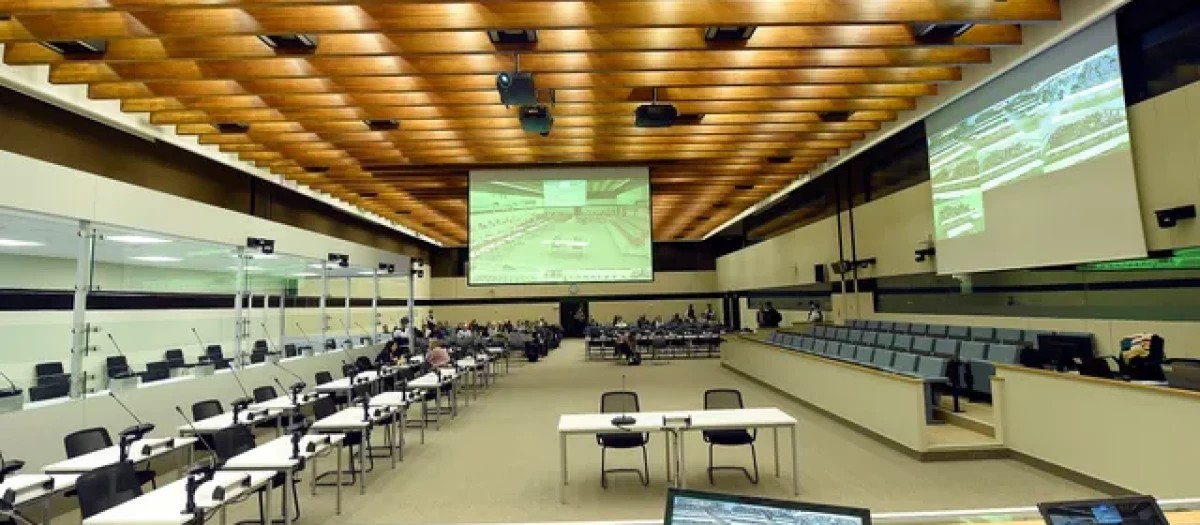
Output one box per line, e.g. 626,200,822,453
640,444,650,486
708,443,715,485
600,447,607,489
748,442,760,485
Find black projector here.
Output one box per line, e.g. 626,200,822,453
634,104,678,128
497,72,537,106
519,105,553,134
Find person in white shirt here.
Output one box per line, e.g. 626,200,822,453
807,302,824,322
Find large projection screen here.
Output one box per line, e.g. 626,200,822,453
468,167,653,285
926,16,1146,275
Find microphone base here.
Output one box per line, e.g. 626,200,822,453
610,415,636,426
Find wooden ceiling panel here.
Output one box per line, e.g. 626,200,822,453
0,0,1061,244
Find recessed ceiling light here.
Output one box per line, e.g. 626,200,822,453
292,272,320,278
0,239,44,248
108,235,171,244
231,265,264,271
357,271,377,276
130,256,181,263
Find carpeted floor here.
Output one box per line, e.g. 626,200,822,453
54,339,1105,525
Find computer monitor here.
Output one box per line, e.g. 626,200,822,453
665,488,871,525
1037,334,1095,372
1038,496,1169,525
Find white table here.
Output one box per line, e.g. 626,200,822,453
177,409,275,437
555,408,799,503
43,437,199,477
314,371,380,396
309,405,399,491
1,474,78,525
221,433,346,522
82,470,273,525
250,392,323,433
486,347,510,373
408,371,459,430
371,391,420,447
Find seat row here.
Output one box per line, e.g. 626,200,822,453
767,331,952,383
841,320,1045,348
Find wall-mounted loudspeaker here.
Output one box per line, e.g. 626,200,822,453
814,264,827,283
1155,204,1196,229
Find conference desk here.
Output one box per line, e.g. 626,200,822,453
82,470,274,525
408,370,460,430
370,390,421,446
0,474,78,525
308,404,400,492
178,410,275,437
249,392,323,434
556,408,799,503
221,433,346,522
42,437,199,477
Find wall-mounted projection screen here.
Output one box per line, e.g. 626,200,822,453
926,16,1146,275
468,167,653,285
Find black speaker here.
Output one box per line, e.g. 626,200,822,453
496,72,537,106
1155,204,1196,229
814,263,827,283
634,104,679,127
519,105,553,134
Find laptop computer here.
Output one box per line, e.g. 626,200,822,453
1164,363,1200,392
665,488,871,525
1038,496,1169,525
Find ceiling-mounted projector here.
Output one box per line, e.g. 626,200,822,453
497,72,537,106
635,104,679,128
519,105,553,135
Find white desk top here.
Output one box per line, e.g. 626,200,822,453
369,391,416,408
82,470,274,525
557,408,796,434
249,392,320,412
222,434,344,471
178,410,272,435
408,371,457,389
43,437,199,474
309,405,394,432
0,474,78,507
313,372,378,393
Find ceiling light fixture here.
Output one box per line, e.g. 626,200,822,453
130,256,182,263
257,34,319,52
107,235,171,244
0,239,44,248
39,39,107,58
215,122,250,133
486,29,538,45
703,26,757,43
364,119,399,131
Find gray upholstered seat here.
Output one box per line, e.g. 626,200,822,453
891,334,913,352
911,336,934,354
932,339,960,358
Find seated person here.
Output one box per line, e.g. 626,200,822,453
427,344,452,369
376,340,402,365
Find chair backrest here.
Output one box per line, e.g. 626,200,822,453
600,391,640,413
947,326,970,339
970,326,996,342
250,352,266,364
65,427,113,458
839,344,857,360
872,349,896,368
828,342,842,356
164,349,185,367
35,362,64,377
192,399,224,421
206,345,224,357
704,389,744,410
29,382,69,401
315,371,333,385
212,425,257,465
847,320,862,328
989,344,1021,364
995,328,1023,345
864,320,880,330
959,341,989,361
933,339,960,358
877,321,895,331
814,326,829,338
76,461,143,519
892,334,913,351
799,336,814,350
105,356,129,373
284,344,298,357
848,329,863,342
769,332,782,344
834,328,850,341
143,361,169,382
252,385,277,403
893,322,911,333
892,353,919,373
911,336,934,354
1023,330,1050,349
875,333,895,349
909,323,929,335
917,356,948,379
813,340,828,354
926,324,949,338
253,340,268,350
859,331,877,346
854,346,874,362
312,396,339,420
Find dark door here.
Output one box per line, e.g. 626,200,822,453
560,299,589,337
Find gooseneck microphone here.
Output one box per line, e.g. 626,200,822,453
110,392,155,462
260,323,281,357
295,323,316,352
610,375,636,427
174,406,217,457
105,334,134,379
353,321,373,343
0,369,21,398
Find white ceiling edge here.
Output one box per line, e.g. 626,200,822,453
703,0,1134,241
0,46,442,248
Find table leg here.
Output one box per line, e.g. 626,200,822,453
283,470,293,524
664,431,672,483
773,427,780,477
310,450,318,497
398,410,405,461
791,425,800,496
185,443,195,476
264,473,274,525
434,389,442,430
220,501,227,525
336,444,343,515
678,431,686,489
389,414,397,469
558,432,567,504
42,494,50,525
359,433,367,495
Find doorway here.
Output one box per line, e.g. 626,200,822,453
559,299,589,337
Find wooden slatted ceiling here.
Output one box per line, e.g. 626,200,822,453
0,0,1062,245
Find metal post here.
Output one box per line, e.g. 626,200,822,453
319,264,329,352
233,247,247,368
372,271,380,344
279,286,287,348
406,265,415,346
69,221,95,398
344,277,352,344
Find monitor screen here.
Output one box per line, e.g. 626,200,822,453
665,488,871,525
1039,496,1169,525
468,167,653,285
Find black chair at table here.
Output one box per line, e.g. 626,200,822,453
311,396,371,485
212,425,300,522
596,391,649,488
191,399,225,453
252,385,286,429
163,349,195,373
105,356,142,385
28,381,69,402
34,362,69,386
701,388,758,485
74,462,142,519
63,427,157,492
203,345,233,370
315,371,349,408
142,361,171,383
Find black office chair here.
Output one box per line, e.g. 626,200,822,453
29,382,69,402
64,428,157,490
315,371,349,408
311,396,371,485
203,345,233,370
596,391,649,488
250,350,267,364
34,362,68,386
74,462,142,519
702,388,758,484
142,361,170,383
212,425,300,521
163,349,193,371
105,356,140,383
191,399,225,453
284,344,298,358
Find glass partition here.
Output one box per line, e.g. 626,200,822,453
86,226,241,392
0,208,83,407
246,252,321,358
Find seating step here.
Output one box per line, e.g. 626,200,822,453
933,399,996,438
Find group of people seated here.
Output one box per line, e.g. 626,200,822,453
588,304,726,365
376,314,563,366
